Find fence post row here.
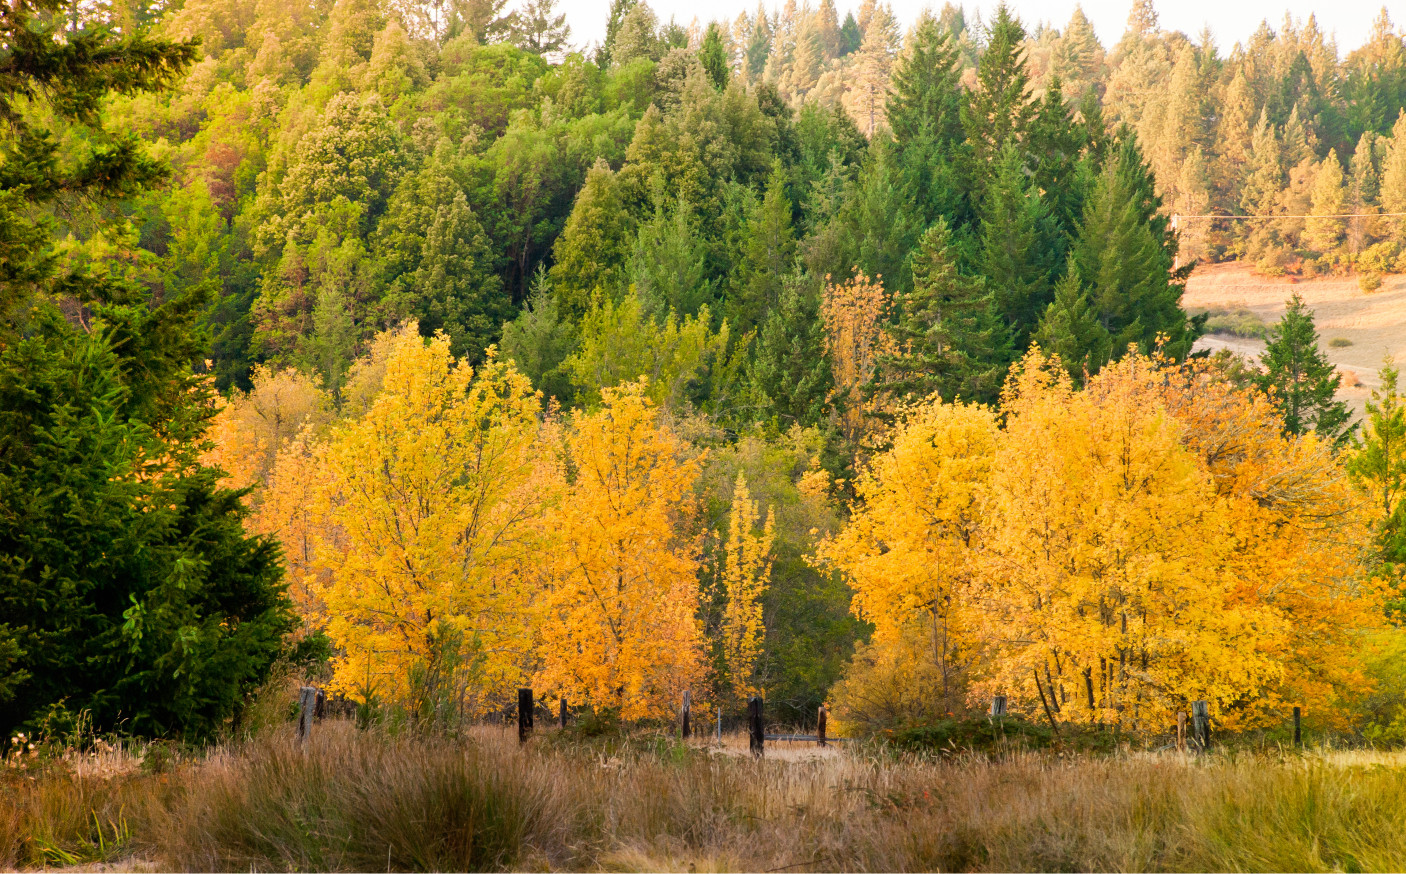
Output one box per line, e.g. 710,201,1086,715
681,690,691,739
1191,700,1210,751
297,686,319,745
748,696,764,758
518,688,533,743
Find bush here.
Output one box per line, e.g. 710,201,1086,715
1329,337,1354,347
1359,241,1400,275
1197,306,1270,339
1361,272,1384,293
828,626,971,734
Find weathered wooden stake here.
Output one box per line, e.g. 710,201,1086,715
681,690,691,739
748,696,764,758
297,686,318,745
1191,700,1210,751
1176,711,1187,752
716,706,722,744
1293,706,1302,748
314,688,326,722
990,694,1008,719
518,688,533,743
817,703,828,748
559,697,567,730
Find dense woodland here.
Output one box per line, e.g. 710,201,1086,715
5,0,1406,744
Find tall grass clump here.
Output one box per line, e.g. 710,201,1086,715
157,722,549,872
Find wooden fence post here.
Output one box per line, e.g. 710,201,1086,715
1293,706,1302,748
716,706,722,744
1191,700,1210,751
297,686,318,745
681,690,691,739
990,695,1008,719
817,703,828,748
1176,711,1187,752
518,688,533,743
314,689,326,722
559,697,568,730
748,697,764,758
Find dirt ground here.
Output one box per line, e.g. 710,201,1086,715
1183,261,1406,420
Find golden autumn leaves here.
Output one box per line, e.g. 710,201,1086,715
822,351,1382,733
207,324,772,720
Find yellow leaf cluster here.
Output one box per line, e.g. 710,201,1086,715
719,473,775,704
825,350,1382,731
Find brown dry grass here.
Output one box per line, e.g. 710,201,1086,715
5,722,1406,872
1185,262,1406,418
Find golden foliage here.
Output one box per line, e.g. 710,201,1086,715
821,273,896,444
825,350,1382,731
533,382,706,719
203,365,328,494
718,473,775,704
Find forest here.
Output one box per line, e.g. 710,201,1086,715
6,0,1406,757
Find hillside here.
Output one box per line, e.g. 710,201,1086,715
1186,261,1406,417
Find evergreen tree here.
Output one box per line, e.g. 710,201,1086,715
976,144,1058,346
1347,360,1406,599
878,217,1010,404
732,164,797,333
887,11,968,228
1256,292,1353,446
1305,149,1346,252
960,5,1034,170
746,281,831,428
700,22,729,89
628,197,714,320
508,0,570,55
1069,147,1195,361
1033,269,1112,383
549,159,633,317
0,0,292,738
597,0,637,67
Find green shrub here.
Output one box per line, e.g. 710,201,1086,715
1361,272,1384,293
1329,337,1354,347
1197,306,1270,339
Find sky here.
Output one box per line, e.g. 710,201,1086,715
554,0,1392,56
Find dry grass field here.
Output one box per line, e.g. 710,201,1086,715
6,722,1406,872
1185,262,1406,419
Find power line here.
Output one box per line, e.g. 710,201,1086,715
1172,212,1406,220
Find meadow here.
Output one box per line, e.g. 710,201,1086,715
7,719,1406,873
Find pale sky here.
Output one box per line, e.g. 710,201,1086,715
555,0,1392,56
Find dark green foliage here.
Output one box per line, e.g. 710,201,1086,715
976,144,1059,346
961,5,1035,170
1034,270,1113,382
0,0,292,740
746,281,831,429
1256,292,1353,446
878,218,1010,404
838,12,862,56
699,22,729,90
887,14,970,229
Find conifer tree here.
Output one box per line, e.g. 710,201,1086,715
700,22,729,89
1305,149,1347,252
1347,359,1406,586
549,159,633,317
732,164,797,333
1256,292,1352,446
961,5,1034,170
1380,112,1406,239
746,281,832,428
976,144,1058,346
886,11,967,227
878,218,1010,404
1033,269,1113,383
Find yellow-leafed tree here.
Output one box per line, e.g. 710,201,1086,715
534,381,706,720
719,473,775,704
312,324,558,714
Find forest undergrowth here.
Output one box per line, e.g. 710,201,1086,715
5,720,1406,873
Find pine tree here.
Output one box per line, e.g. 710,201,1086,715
700,21,729,89
1256,292,1352,446
976,144,1058,347
508,0,570,55
1347,131,1380,253
1050,6,1104,102
878,217,1010,404
1069,145,1195,362
1347,359,1406,585
746,281,832,428
961,5,1034,169
1380,112,1406,240
887,10,967,227
1,0,292,738
1305,149,1347,252
732,164,797,334
549,159,633,317
1033,270,1112,383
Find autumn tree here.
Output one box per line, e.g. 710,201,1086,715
822,273,895,445
718,474,775,704
534,382,706,719
311,324,554,715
